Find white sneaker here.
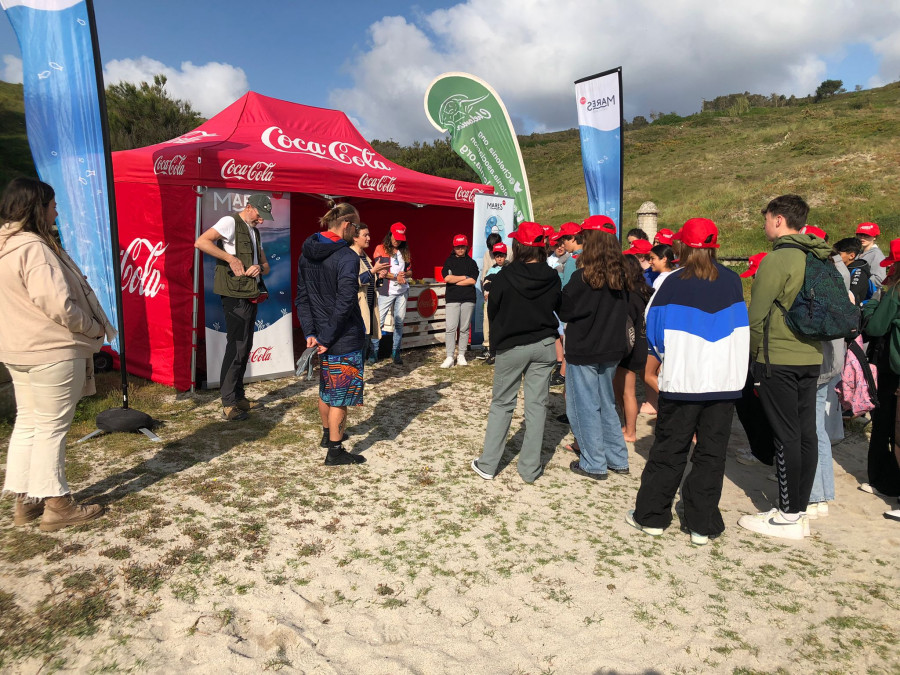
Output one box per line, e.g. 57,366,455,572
737,508,805,541
471,458,493,480
884,508,900,522
457,354,468,366
859,483,889,498
735,448,761,466
815,502,829,517
802,514,811,537
805,503,818,519
690,531,709,546
625,509,663,536
440,357,454,368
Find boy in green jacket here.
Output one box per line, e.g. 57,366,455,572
739,194,834,540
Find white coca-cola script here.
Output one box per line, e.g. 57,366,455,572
153,154,186,176
121,238,168,298
454,186,482,203
220,159,276,182
249,346,273,363
260,126,391,171
358,173,397,193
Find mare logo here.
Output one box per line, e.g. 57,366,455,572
169,130,218,145
487,201,504,210
582,95,616,112
438,94,492,134
121,238,168,298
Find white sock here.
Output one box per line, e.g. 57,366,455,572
779,511,801,522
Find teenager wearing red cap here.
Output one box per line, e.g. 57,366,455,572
629,217,749,545
860,238,900,515
856,222,886,287
441,234,480,368
472,222,561,484
372,223,411,364
481,243,509,365
654,229,674,246
560,215,638,481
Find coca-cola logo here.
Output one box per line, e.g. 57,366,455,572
169,130,218,144
358,173,396,193
416,289,438,318
260,126,391,171
221,159,276,182
454,186,482,203
121,238,167,298
154,154,186,176
249,346,273,363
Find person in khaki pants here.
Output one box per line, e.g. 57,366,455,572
0,178,114,531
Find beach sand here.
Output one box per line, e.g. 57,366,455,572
1,346,898,673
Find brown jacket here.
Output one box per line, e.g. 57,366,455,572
0,230,107,369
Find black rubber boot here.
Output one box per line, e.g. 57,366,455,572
324,443,366,466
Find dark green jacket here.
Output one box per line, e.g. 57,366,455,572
862,285,900,375
748,233,833,366
213,214,262,299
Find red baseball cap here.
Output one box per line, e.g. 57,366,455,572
674,218,719,249
880,238,900,267
582,215,617,234
558,221,582,237
541,225,555,239
492,242,508,255
740,252,768,278
453,234,468,247
654,228,674,245
390,222,407,241
802,225,827,240
508,221,546,247
624,239,653,255
856,222,880,237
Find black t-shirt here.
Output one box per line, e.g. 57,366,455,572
442,254,480,304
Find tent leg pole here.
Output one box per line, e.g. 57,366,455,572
190,188,204,393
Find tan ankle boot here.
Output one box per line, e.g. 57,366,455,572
13,495,44,526
39,495,104,532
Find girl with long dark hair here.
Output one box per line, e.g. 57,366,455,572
372,223,411,364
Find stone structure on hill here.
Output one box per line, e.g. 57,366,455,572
637,201,658,240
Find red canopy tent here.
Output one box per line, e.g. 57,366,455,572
112,91,491,390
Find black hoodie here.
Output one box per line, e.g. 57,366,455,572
295,233,364,354
487,259,561,351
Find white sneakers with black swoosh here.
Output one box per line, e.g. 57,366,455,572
737,508,806,541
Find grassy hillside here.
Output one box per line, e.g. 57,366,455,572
2,80,898,255
523,82,900,255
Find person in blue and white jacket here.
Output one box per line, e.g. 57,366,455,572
626,218,749,546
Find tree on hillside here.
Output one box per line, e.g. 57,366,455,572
105,75,204,151
369,137,478,183
814,79,845,102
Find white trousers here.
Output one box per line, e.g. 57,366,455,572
4,359,85,498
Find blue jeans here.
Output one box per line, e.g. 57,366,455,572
810,374,839,503
566,361,629,474
373,292,408,353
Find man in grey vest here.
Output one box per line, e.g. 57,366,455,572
194,194,272,420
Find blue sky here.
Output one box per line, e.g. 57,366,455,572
2,1,899,143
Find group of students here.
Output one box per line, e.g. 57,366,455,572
470,194,900,543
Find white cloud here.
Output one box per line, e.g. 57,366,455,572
1,54,23,84
103,57,249,118
330,0,900,143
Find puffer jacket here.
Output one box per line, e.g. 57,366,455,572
295,233,364,354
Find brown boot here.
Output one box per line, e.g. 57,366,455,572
223,405,248,421
39,495,104,532
13,495,44,526
235,399,259,411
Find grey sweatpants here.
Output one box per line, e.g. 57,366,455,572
445,301,475,358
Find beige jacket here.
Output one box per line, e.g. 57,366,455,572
358,254,381,339
0,229,111,380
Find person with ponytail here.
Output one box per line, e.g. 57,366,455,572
0,177,115,531
371,222,411,365
628,218,748,545
295,201,367,467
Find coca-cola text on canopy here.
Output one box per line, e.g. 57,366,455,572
260,126,391,171
454,186,482,203
358,173,397,193
154,154,187,176
220,159,276,182
121,238,168,298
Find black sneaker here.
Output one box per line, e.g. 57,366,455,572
320,430,349,448
485,355,495,365
569,460,607,480
324,445,366,466
550,373,566,387
608,466,630,475
392,350,403,365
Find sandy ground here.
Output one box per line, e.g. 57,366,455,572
1,346,898,674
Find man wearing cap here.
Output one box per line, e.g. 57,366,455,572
856,222,886,286
441,234,480,367
194,194,272,421
739,194,834,540
558,221,584,287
